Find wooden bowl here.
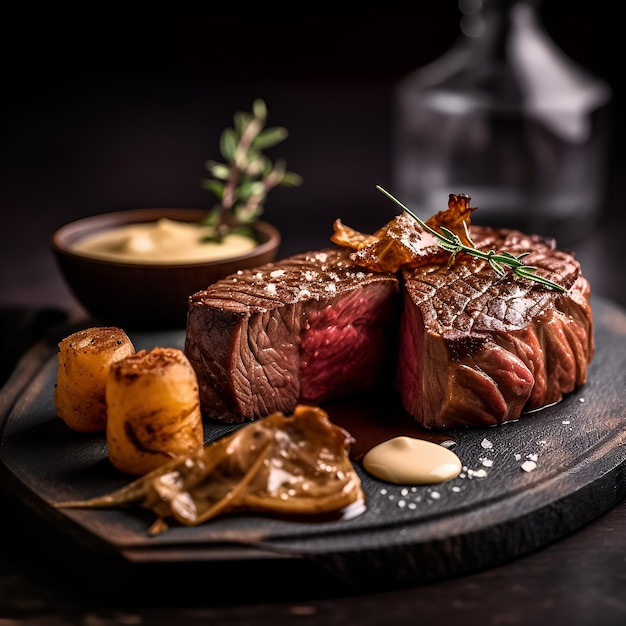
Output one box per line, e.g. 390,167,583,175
51,209,281,329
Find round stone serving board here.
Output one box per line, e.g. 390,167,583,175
0,296,624,593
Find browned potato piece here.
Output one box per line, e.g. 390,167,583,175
106,347,205,476
55,327,135,432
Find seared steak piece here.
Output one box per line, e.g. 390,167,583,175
186,225,594,429
396,227,594,428
185,248,400,423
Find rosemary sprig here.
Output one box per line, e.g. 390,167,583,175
376,186,565,292
201,99,302,242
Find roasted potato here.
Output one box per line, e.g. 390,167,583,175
105,347,205,476
55,326,135,432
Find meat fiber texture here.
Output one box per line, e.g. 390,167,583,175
185,248,401,423
396,227,594,428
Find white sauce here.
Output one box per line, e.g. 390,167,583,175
72,218,257,264
362,436,462,485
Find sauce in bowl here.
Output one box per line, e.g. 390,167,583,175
72,218,257,264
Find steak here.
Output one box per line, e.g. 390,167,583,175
185,227,594,429
396,227,594,428
185,248,401,423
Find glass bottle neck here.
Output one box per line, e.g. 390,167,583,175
398,0,610,123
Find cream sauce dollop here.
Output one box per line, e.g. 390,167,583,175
362,436,462,485
72,218,257,264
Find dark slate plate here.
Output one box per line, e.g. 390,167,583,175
0,296,625,592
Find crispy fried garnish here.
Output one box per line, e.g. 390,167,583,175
346,213,443,272
330,219,379,250
332,193,477,273
425,193,476,248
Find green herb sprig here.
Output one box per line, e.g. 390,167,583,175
376,186,565,292
201,99,302,241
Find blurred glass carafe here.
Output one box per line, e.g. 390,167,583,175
393,0,612,246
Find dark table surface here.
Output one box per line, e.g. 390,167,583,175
2,4,626,619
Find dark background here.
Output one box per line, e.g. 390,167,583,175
1,0,623,319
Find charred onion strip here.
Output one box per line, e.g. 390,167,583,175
55,405,364,535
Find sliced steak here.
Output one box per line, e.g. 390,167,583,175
185,248,400,423
396,227,594,428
